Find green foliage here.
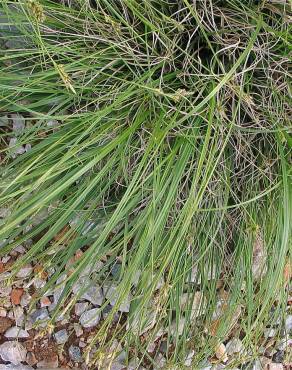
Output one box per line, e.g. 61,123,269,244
0,0,291,367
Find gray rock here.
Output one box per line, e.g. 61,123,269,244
226,338,244,355
75,302,89,316
73,323,83,337
79,308,101,328
73,278,104,306
184,350,195,366
0,341,27,365
82,285,104,306
285,315,292,333
14,306,25,325
69,345,82,362
2,256,11,263
104,283,131,312
36,355,58,368
53,274,66,304
20,292,32,307
11,114,25,133
4,326,29,338
13,245,26,254
16,265,33,278
9,137,25,158
54,329,68,344
30,308,49,327
111,263,122,279
273,350,284,363
33,277,46,289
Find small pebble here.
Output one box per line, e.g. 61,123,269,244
69,345,82,362
0,307,7,317
73,323,83,337
54,329,68,344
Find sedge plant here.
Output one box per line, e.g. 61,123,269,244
0,0,291,368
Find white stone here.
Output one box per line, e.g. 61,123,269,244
0,341,27,365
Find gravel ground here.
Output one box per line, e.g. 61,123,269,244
0,240,291,369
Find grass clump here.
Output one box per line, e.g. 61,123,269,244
0,0,291,367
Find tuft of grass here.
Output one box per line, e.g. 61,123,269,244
0,0,291,367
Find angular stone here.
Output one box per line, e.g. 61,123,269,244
79,308,101,328
73,277,104,306
104,283,130,312
5,326,29,338
30,308,49,327
75,302,89,316
54,328,68,344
